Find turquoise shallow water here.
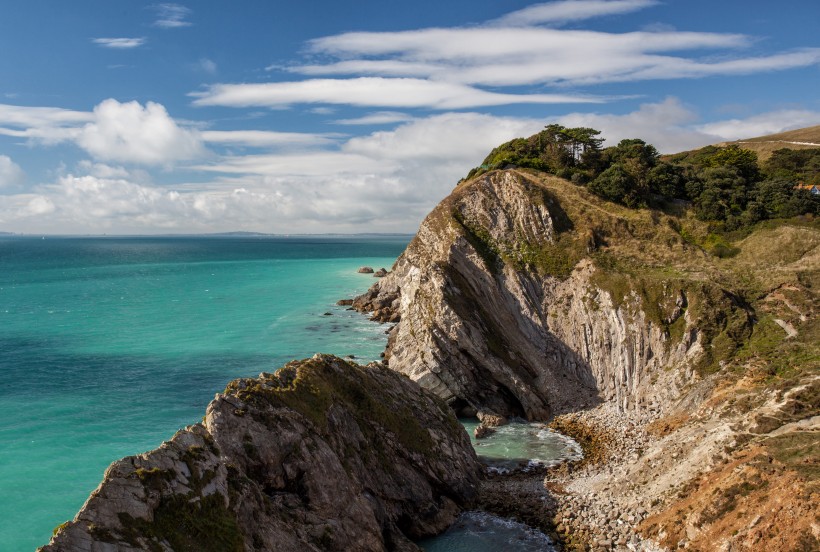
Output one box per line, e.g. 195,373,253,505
417,421,579,551
0,235,408,551
418,511,557,552
461,419,583,471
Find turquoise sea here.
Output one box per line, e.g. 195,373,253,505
0,235,409,551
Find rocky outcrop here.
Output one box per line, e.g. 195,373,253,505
354,170,752,420
42,355,482,552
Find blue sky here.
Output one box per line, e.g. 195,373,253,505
1,0,818,234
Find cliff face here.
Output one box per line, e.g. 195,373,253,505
355,170,751,420
355,167,819,551
42,355,482,552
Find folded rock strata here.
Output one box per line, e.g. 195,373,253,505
354,170,753,420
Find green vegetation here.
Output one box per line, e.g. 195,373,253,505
117,493,244,552
134,467,174,491
764,430,820,482
52,522,70,537
465,125,819,237
451,202,581,280
765,148,820,185
467,124,603,182
225,359,438,461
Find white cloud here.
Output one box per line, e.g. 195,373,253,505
75,161,148,180
555,99,820,153
342,112,540,161
0,113,540,233
0,100,205,165
288,8,818,92
191,77,606,110
492,0,659,26
197,58,217,74
557,97,710,152
25,196,56,216
189,3,819,115
696,110,820,142
92,37,146,49
0,103,92,128
0,155,25,189
0,104,89,144
334,111,414,125
186,113,544,231
5,103,820,234
153,3,192,28
201,130,341,148
76,99,204,165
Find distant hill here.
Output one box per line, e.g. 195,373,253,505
716,124,820,160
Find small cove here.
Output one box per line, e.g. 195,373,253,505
461,418,583,471
419,420,582,551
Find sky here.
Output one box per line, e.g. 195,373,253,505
0,0,818,235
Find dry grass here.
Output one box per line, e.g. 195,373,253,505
640,444,820,552
716,125,820,161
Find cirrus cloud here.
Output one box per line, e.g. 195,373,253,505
153,3,192,29
92,37,146,49
191,77,607,110
491,0,659,26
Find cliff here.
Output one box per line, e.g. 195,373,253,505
42,355,482,552
355,168,819,550
355,169,755,421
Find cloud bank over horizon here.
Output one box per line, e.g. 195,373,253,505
3,96,819,235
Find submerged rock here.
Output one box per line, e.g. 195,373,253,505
357,266,374,274
42,355,482,551
336,299,354,306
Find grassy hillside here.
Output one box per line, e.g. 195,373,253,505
718,124,820,161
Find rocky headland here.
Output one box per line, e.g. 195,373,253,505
43,355,482,551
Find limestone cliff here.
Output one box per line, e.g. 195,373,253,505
355,169,752,420
42,355,482,552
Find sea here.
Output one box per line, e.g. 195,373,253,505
0,235,561,552
0,235,408,550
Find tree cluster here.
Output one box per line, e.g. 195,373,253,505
467,125,819,231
